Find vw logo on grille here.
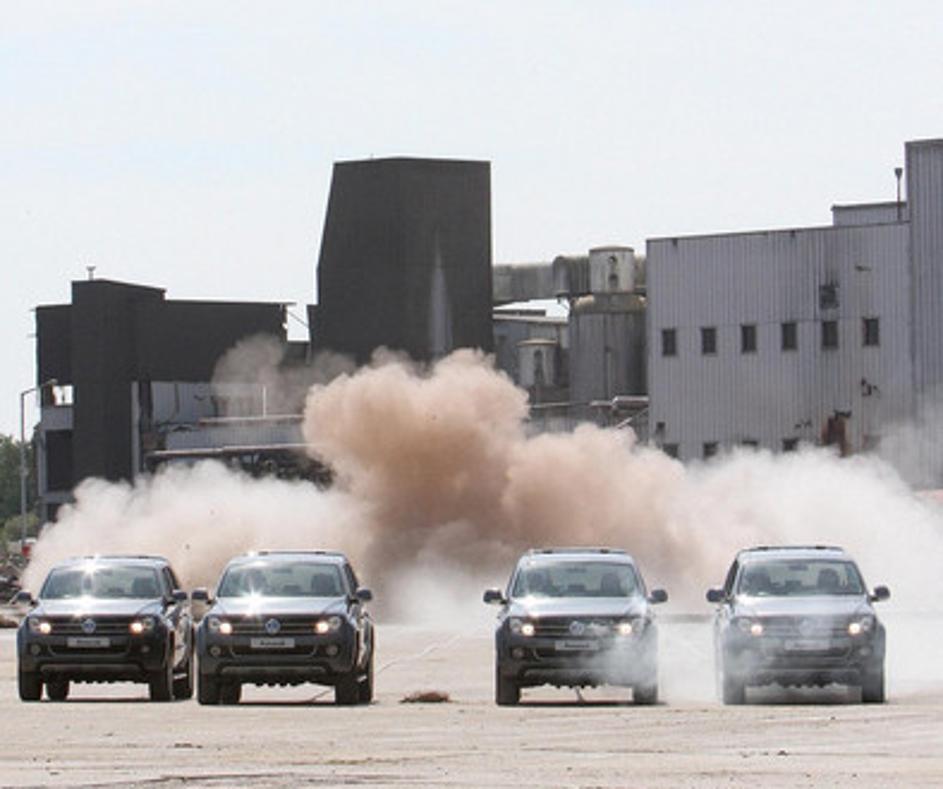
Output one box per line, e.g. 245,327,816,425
264,618,281,635
798,619,816,637
81,618,96,635
568,621,585,636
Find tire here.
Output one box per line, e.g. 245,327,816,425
358,649,374,704
335,672,360,705
173,647,194,700
862,665,886,704
634,679,658,705
495,665,520,706
18,668,42,702
721,671,746,705
149,659,174,702
219,682,242,705
197,672,220,705
46,680,70,702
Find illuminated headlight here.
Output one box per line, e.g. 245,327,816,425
615,620,636,637
315,616,343,634
28,618,51,635
736,618,764,637
509,618,536,637
129,616,156,635
848,616,875,636
207,616,233,636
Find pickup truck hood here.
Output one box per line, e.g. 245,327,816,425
212,596,347,618
736,595,871,619
509,597,648,620
34,598,162,618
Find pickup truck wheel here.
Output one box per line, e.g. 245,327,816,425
173,646,194,700
862,665,885,704
18,668,42,702
197,672,220,705
358,650,374,704
219,682,242,705
149,657,174,702
721,671,746,705
495,665,520,706
335,673,360,705
634,680,658,705
46,679,69,702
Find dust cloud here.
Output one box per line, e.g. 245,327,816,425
24,350,943,639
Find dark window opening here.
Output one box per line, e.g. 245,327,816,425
701,327,717,355
703,441,718,459
781,321,798,351
863,317,880,347
662,443,679,459
822,320,839,350
740,439,759,449
741,324,757,354
661,328,677,357
819,282,839,310
782,438,799,452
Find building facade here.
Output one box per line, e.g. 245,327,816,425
646,138,943,475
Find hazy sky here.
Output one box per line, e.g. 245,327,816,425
2,1,942,434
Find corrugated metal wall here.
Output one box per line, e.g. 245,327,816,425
646,222,910,460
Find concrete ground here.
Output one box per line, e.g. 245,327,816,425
2,615,942,788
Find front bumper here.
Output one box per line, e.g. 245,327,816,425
197,629,358,685
498,630,657,688
722,631,884,687
18,629,170,682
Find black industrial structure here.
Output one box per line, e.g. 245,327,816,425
313,157,494,362
35,279,288,519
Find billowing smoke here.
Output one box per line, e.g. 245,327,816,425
24,350,943,631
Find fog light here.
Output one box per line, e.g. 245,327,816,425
210,645,222,657
30,644,41,656
511,647,525,659
325,644,339,657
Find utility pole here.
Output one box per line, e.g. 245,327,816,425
19,379,57,545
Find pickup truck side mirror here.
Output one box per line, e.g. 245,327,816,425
648,588,668,604
190,587,211,604
706,588,725,604
483,588,506,605
13,590,35,607
870,585,890,602
354,587,373,603
169,589,187,604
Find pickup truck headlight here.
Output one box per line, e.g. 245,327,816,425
509,618,535,637
129,616,156,635
207,616,233,635
315,616,343,634
27,617,51,635
735,618,764,637
614,619,645,637
848,616,875,636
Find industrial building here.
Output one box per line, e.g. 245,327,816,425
33,279,305,522
646,138,943,479
314,157,493,362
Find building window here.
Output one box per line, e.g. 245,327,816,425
781,321,797,351
662,443,679,459
863,317,880,347
819,282,839,310
782,438,799,452
703,442,718,459
740,439,759,449
822,320,839,350
701,327,717,355
741,324,757,354
661,328,677,357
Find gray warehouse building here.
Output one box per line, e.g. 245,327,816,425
646,138,943,480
